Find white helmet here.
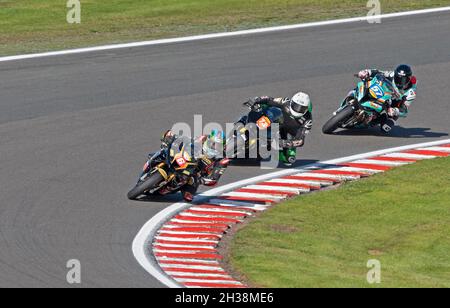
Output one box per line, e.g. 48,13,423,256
289,92,311,117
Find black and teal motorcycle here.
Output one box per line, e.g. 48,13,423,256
323,74,400,134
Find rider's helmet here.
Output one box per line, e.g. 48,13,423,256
203,130,225,159
161,130,176,148
289,92,311,118
394,64,413,90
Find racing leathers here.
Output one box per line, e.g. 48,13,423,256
250,96,313,165
358,69,418,120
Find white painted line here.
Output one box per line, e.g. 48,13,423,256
385,153,436,159
294,172,344,180
133,139,450,288
155,236,218,244
161,264,223,271
167,272,232,278
308,172,361,180
208,199,271,209
204,202,268,212
334,166,383,174
352,159,408,166
223,191,286,200
267,178,321,187
174,278,242,285
155,242,216,249
157,230,223,237
281,179,328,186
177,212,242,220
154,248,214,253
157,258,220,265
288,176,335,186
419,147,450,153
245,185,303,194
167,219,228,226
2,7,450,63
190,207,252,215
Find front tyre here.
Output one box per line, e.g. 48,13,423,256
127,172,165,200
322,105,355,134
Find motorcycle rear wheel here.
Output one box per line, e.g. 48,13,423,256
322,105,355,134
127,172,165,201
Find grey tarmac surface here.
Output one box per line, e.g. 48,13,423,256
0,12,449,287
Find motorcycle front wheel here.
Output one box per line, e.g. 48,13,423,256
127,172,165,201
322,105,355,134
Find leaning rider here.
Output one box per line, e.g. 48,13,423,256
247,92,313,166
358,64,417,132
160,130,229,202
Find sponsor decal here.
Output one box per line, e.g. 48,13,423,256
176,157,187,168
256,116,272,129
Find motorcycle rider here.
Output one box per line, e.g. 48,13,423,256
358,64,417,132
247,92,313,166
160,130,229,202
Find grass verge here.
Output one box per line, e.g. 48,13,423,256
1,1,450,56
229,157,450,288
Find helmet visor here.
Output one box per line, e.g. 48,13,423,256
291,102,308,115
395,75,411,90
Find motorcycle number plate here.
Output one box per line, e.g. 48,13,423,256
176,157,187,167
256,116,272,129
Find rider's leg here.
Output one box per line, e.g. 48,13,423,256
379,114,396,134
280,148,297,166
181,177,199,202
278,131,296,166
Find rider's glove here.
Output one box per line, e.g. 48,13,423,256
249,97,261,104
358,70,371,80
280,139,304,148
280,140,293,148
247,97,263,112
219,158,231,167
292,140,304,147
160,142,169,150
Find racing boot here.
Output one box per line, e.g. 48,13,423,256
280,148,297,167
380,118,395,134
182,191,194,202
181,177,199,202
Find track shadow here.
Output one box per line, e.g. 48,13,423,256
132,193,184,204
333,127,448,139
230,159,320,169
229,159,263,167
279,159,321,169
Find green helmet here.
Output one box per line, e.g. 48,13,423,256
203,130,225,158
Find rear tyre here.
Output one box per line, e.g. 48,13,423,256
322,106,355,134
127,172,165,201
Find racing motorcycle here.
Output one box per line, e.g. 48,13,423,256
127,137,199,200
225,101,284,159
322,74,400,134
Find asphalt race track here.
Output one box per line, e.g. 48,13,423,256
0,12,449,287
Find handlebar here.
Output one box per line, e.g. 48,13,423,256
243,101,252,108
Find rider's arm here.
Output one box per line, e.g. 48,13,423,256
393,80,417,118
201,159,230,187
256,96,284,108
359,69,391,79
288,113,313,148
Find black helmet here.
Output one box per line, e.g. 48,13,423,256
394,65,413,90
